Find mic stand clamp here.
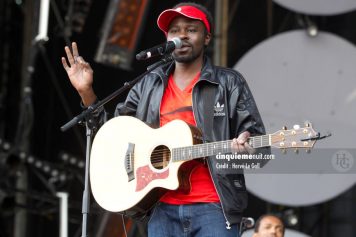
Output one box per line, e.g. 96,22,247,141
60,55,173,237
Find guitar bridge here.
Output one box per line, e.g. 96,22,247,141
125,143,135,182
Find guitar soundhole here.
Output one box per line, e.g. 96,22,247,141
150,145,171,170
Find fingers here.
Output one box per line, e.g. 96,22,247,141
85,62,93,73
232,140,246,153
64,42,80,66
236,131,250,144
244,142,256,154
76,56,92,71
232,131,253,154
65,45,75,65
72,42,79,58
63,42,93,76
76,56,84,63
61,57,69,70
232,141,255,154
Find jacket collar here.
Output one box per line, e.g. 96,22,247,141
153,55,218,84
200,56,218,84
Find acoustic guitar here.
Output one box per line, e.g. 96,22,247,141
89,116,318,214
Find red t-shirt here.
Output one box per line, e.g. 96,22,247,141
159,73,220,204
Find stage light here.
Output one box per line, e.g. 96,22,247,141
27,156,35,164
19,152,26,160
59,173,67,182
51,169,59,177
95,0,151,70
69,157,77,165
2,141,10,151
78,161,84,168
61,152,69,161
43,165,51,173
284,209,298,226
307,24,318,37
273,0,356,15
35,160,43,168
234,30,356,206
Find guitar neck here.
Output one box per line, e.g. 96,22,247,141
172,134,271,162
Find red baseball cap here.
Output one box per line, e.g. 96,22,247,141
157,5,211,35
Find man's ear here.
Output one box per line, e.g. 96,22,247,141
252,233,259,237
204,32,211,46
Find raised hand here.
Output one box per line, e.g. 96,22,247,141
62,42,97,106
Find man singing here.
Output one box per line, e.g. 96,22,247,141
62,2,268,236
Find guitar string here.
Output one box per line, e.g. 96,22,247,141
136,133,306,164
134,132,303,161
148,136,271,162
139,135,270,161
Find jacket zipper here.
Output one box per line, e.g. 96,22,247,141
156,67,232,228
206,161,231,229
152,71,166,124
192,81,232,229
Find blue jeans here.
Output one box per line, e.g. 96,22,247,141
148,202,239,237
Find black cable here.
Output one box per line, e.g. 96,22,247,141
121,214,128,237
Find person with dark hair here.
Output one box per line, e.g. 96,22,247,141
62,2,268,236
253,214,285,237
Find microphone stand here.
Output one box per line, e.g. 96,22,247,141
60,55,173,237
239,217,255,236
61,55,172,132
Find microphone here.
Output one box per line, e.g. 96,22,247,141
241,217,255,229
136,37,182,60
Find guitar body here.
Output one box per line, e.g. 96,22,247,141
90,116,319,214
90,116,201,213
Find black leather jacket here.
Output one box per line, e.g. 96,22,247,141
111,56,268,226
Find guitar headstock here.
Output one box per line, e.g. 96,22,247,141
270,122,319,153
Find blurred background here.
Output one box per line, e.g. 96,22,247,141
0,0,355,236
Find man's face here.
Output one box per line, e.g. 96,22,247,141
253,216,284,237
167,16,211,63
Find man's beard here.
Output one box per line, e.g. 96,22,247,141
172,49,203,63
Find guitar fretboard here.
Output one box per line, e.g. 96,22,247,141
172,135,270,162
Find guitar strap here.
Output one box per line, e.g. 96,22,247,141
202,84,216,143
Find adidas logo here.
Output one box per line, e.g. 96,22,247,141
214,102,225,116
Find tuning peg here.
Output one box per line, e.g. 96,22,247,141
282,126,287,130
306,149,311,154
304,121,312,127
293,124,300,130
281,148,287,154
294,149,299,154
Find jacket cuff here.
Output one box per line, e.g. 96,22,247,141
80,97,99,109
